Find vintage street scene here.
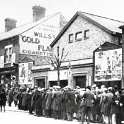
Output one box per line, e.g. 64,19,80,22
0,0,124,124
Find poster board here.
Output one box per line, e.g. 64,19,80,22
94,48,122,81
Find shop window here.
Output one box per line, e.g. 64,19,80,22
4,45,13,64
75,31,82,41
84,29,89,40
69,33,74,43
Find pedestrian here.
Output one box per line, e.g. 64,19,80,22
110,86,121,124
0,88,7,112
80,86,95,124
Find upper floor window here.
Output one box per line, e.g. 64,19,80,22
84,29,89,40
69,34,74,43
75,31,82,41
4,45,13,64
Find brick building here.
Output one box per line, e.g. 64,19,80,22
0,6,66,87
32,11,124,88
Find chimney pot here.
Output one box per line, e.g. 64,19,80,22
5,18,17,32
32,5,46,22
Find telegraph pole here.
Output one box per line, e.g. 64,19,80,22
57,46,60,86
119,25,124,88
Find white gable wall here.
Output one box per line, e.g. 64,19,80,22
52,16,119,62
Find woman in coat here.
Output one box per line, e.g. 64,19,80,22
110,89,121,124
0,88,7,112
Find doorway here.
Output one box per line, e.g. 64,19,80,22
35,78,45,88
74,75,86,88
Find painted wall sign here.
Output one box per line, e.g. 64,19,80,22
94,48,122,81
19,24,59,57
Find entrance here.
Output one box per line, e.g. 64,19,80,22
74,75,86,88
49,80,68,88
60,80,68,88
35,78,45,88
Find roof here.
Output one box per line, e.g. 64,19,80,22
50,11,124,47
94,42,121,52
0,12,65,41
19,56,34,63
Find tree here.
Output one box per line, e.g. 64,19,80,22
48,46,68,86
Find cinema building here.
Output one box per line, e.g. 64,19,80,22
32,11,124,88
0,6,66,87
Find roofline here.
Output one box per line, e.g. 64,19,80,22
50,12,79,47
20,12,62,35
94,41,122,52
50,11,121,47
0,12,62,41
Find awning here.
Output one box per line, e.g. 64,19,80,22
0,66,17,75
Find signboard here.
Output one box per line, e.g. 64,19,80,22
48,70,68,81
94,48,122,81
19,24,59,57
19,62,33,85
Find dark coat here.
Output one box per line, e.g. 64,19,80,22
0,89,7,106
65,91,76,113
110,94,121,114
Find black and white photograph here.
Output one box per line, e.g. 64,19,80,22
0,0,124,124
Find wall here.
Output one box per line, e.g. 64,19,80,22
0,36,19,66
53,16,120,62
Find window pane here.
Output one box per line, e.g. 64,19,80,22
5,49,8,55
9,47,13,54
75,31,82,41
84,29,89,40
69,34,74,43
5,55,8,63
9,55,12,62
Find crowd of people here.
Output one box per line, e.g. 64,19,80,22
0,83,124,124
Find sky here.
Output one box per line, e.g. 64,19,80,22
0,0,124,33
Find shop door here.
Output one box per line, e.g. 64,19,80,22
49,81,58,87
36,78,45,88
60,80,68,88
74,75,86,88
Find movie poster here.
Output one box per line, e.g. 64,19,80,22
19,62,33,85
94,48,122,81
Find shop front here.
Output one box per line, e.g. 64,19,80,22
47,65,92,88
32,67,48,88
0,64,18,88
34,76,47,88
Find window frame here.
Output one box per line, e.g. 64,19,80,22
75,31,82,41
84,29,90,40
4,45,13,64
68,33,74,43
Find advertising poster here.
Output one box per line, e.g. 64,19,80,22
19,62,33,85
19,23,59,57
94,48,122,81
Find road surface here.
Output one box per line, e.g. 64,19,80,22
0,104,81,124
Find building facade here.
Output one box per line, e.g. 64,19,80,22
0,6,66,87
32,11,123,88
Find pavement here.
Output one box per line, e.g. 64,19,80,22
1,104,123,124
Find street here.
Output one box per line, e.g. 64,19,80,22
0,104,81,124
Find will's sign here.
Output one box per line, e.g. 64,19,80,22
19,24,59,56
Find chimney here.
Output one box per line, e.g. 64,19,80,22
32,5,46,22
5,18,17,32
